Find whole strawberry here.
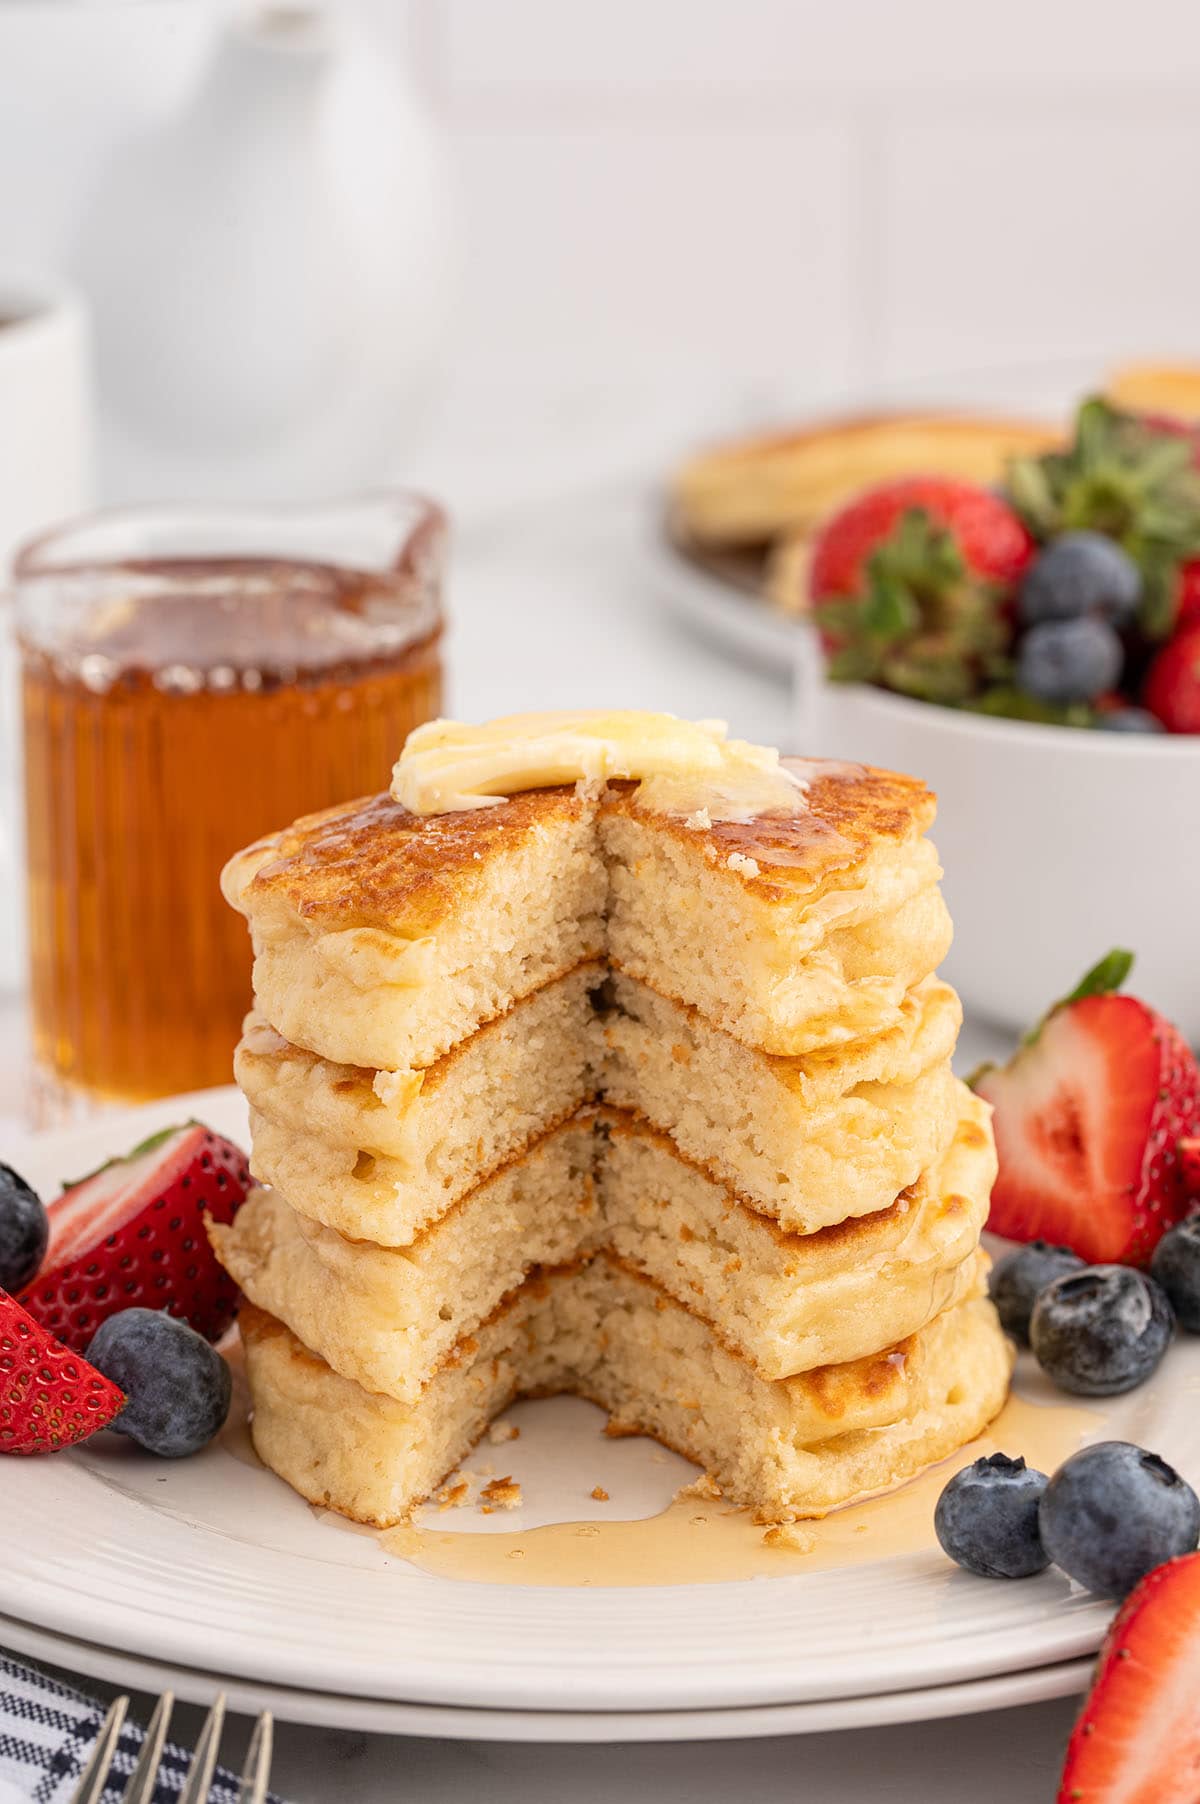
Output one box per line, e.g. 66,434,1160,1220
1143,622,1200,733
974,950,1200,1266
1174,559,1200,630
810,478,1033,705
20,1123,252,1352
0,1292,124,1454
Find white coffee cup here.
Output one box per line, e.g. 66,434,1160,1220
0,276,94,994
0,277,93,573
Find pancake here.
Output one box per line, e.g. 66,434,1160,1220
222,759,951,1069
235,963,601,1239
598,1101,993,1380
237,969,962,1242
212,1117,600,1403
670,410,1060,548
211,1091,994,1397
597,971,962,1229
221,787,607,1072
240,1269,1013,1528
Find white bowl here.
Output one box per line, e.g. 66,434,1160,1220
793,637,1200,1042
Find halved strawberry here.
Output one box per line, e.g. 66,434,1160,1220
0,1291,124,1454
1058,1552,1200,1801
974,951,1200,1265
19,1123,252,1353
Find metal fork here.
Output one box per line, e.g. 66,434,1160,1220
71,1690,273,1804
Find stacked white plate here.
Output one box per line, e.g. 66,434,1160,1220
3,1087,1193,1744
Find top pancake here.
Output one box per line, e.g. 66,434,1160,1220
223,760,935,930
222,758,951,1067
222,785,593,938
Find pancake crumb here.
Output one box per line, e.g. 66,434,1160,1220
762,1522,817,1553
676,1473,723,1501
488,1420,520,1445
479,1476,522,1512
684,808,712,831
591,1486,610,1501
436,1481,469,1511
726,851,760,877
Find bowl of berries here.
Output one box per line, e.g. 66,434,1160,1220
794,397,1200,1039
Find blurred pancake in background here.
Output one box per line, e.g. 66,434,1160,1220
1106,362,1200,425
666,411,1061,618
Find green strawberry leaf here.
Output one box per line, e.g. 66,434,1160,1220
1060,948,1135,1005
1019,948,1135,1049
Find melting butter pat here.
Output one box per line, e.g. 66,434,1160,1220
390,711,805,821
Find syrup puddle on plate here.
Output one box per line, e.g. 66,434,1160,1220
377,1393,1097,1588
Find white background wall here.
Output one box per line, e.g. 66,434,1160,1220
353,0,1200,444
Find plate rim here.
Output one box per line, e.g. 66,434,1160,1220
0,1612,1091,1745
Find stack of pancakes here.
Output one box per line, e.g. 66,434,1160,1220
214,756,1011,1528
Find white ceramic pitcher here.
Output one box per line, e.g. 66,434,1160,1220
72,3,452,500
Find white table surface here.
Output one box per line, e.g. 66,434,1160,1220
0,479,1081,1801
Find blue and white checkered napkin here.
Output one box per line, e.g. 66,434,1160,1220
0,1652,282,1803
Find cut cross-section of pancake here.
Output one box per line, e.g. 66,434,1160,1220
211,1117,600,1402
240,1271,1012,1529
211,1092,994,1399
235,963,602,1243
601,764,952,1056
598,971,962,1230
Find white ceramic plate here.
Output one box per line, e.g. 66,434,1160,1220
2,1088,1196,1717
0,1612,1091,1744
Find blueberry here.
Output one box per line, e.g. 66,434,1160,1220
0,1163,49,1294
988,1242,1086,1346
1096,707,1166,733
1030,1265,1173,1396
935,1453,1050,1579
1019,532,1142,627
1039,1441,1200,1598
87,1309,231,1457
1151,1219,1200,1333
1016,618,1124,704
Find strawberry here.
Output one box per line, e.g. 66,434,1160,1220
811,476,1035,600
1143,622,1200,733
1183,1138,1200,1200
1174,559,1200,629
0,1292,124,1454
974,951,1200,1266
1057,1552,1200,1802
809,479,1032,704
19,1123,252,1353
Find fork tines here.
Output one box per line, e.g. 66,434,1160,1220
71,1689,274,1803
